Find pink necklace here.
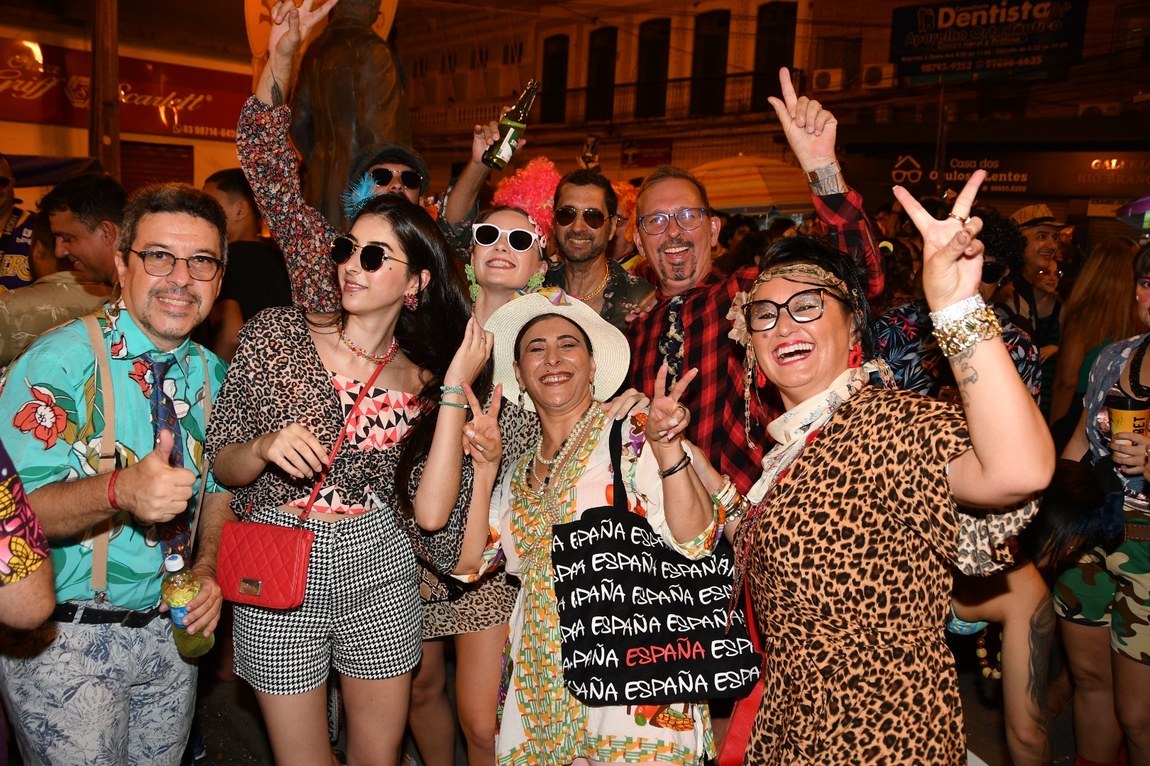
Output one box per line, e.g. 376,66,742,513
338,323,400,367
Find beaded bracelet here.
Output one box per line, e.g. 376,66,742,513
928,294,984,326
933,304,1003,358
710,474,738,511
724,495,752,524
439,385,464,395
658,452,691,479
439,399,469,410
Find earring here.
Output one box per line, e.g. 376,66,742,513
525,272,545,291
590,380,596,399
755,366,767,388
848,342,863,368
518,389,526,409
404,292,419,311
464,263,480,302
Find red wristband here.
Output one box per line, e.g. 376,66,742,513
107,469,122,511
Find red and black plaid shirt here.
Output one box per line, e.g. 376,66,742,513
627,188,882,494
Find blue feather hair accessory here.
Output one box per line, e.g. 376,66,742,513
341,173,379,222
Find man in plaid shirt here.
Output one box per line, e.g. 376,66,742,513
627,69,883,494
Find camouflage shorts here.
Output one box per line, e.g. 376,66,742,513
1054,521,1150,665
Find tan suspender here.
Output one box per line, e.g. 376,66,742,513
79,314,212,601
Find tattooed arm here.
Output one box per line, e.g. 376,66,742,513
952,564,1054,766
895,171,1054,507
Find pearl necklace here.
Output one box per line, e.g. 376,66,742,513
524,404,600,491
567,266,610,301
338,324,400,367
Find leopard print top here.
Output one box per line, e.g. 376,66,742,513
738,385,971,765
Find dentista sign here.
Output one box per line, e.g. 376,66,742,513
890,0,1087,81
935,1,1055,29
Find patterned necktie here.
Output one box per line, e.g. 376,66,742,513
141,353,190,561
657,295,687,393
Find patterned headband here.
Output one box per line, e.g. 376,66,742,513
752,262,849,297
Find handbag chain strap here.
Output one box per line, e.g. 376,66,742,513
297,358,389,523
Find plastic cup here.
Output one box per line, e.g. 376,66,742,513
1106,395,1150,438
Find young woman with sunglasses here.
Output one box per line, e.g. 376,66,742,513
205,194,485,766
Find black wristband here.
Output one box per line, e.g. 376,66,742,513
657,451,691,479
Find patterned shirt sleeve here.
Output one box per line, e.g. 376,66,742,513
812,188,884,299
436,182,480,263
0,438,49,586
237,96,341,313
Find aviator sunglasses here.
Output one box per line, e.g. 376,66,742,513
371,167,423,190
330,236,409,271
472,223,539,253
554,206,608,229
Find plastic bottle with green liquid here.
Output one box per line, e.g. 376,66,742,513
161,553,215,659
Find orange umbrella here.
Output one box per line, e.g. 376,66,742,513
691,156,810,214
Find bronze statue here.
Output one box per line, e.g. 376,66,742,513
289,0,412,228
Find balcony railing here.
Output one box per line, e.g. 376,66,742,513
411,73,778,135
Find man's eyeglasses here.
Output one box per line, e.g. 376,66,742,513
743,288,845,333
0,177,12,189
636,207,709,236
131,250,224,281
371,168,422,191
330,236,409,271
1037,268,1063,279
472,223,539,253
554,207,608,230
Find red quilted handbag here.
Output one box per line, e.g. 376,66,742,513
217,518,315,609
216,358,389,610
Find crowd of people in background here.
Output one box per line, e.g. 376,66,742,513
0,2,1149,766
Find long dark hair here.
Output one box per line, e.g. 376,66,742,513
326,195,479,517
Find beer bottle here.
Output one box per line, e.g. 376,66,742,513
161,554,216,659
482,80,540,170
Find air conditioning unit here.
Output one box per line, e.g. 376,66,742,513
861,63,897,89
812,68,844,93
1077,101,1121,117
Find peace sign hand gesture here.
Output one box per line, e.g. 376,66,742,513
461,382,503,472
268,0,338,63
894,169,987,312
645,363,698,445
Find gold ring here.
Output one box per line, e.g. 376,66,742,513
947,212,971,225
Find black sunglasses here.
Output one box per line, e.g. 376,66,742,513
472,223,539,253
330,236,408,271
554,206,608,229
371,168,422,190
0,178,11,189
981,261,1008,285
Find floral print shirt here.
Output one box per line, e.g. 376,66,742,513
237,96,343,313
873,299,1042,404
0,437,49,586
0,301,226,609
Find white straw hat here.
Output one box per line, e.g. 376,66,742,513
485,288,631,412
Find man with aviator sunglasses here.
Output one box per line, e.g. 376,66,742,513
543,169,653,331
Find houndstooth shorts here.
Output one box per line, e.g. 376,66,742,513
233,506,423,694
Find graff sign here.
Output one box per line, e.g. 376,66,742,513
0,37,250,142
889,0,1088,81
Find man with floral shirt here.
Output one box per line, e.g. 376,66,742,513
0,184,232,766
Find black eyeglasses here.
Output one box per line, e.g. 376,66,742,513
554,207,608,229
330,236,409,271
371,168,422,190
472,223,539,253
0,177,11,189
637,207,709,236
131,249,223,281
743,288,845,333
